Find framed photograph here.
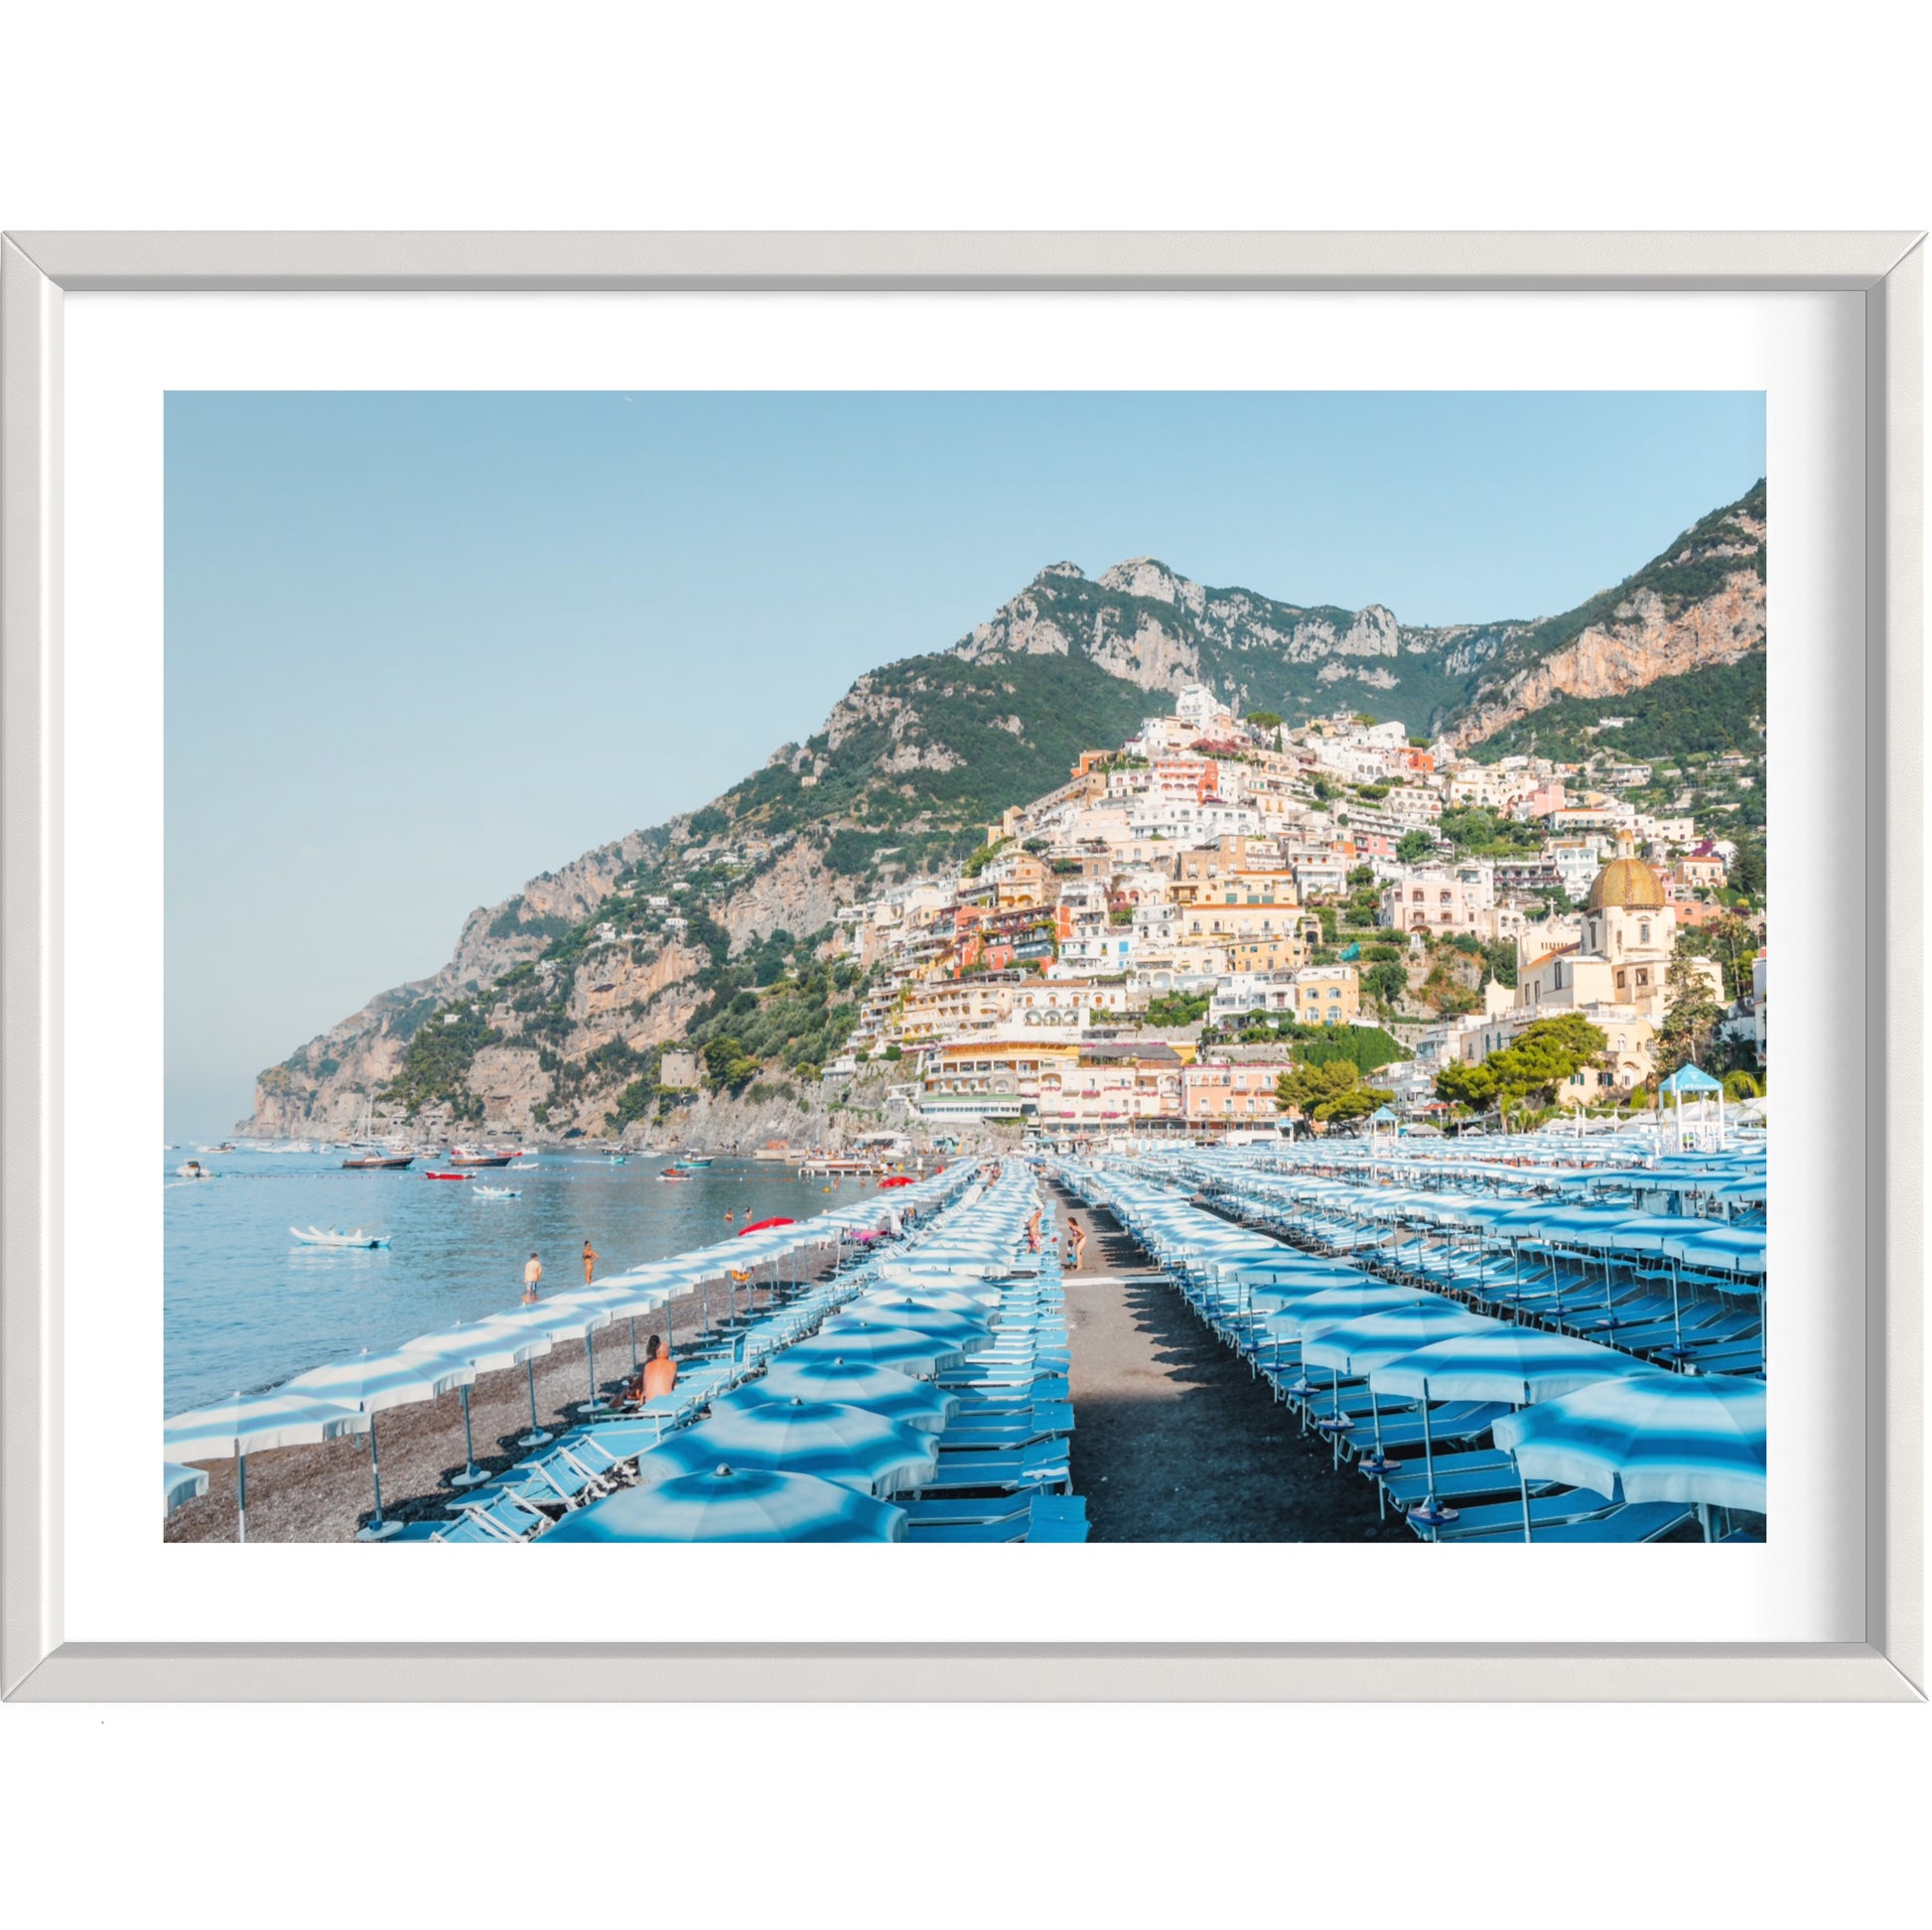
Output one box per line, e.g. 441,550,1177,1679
1,231,1921,1699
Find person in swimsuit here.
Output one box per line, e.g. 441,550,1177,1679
582,1238,600,1287
522,1252,542,1303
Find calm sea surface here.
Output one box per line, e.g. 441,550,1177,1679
163,1150,882,1414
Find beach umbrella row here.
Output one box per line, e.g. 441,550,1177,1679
163,1390,368,1543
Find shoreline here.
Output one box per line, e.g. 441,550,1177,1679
164,1263,829,1544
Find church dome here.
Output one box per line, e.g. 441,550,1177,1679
1585,854,1667,911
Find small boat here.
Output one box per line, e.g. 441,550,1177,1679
607,1154,627,1167
425,1171,469,1181
508,1161,539,1172
658,1166,694,1181
291,1225,390,1249
473,1184,521,1198
174,1160,215,1180
448,1147,514,1168
343,1153,414,1171
684,1155,715,1168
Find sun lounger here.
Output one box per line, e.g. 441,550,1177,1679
1450,1502,1695,1544
1411,1489,1619,1541
914,1444,1071,1495
1381,1457,1550,1509
441,1490,551,1539
900,1493,1039,1528
938,1404,1074,1451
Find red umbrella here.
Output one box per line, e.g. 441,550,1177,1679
878,1175,914,1189
738,1216,796,1235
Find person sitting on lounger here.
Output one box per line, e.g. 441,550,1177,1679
641,1333,677,1400
1026,1206,1042,1252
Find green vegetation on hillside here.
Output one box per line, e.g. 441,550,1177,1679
1475,649,1766,764
380,1003,499,1119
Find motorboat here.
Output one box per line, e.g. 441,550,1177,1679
342,1153,414,1170
424,1171,469,1181
290,1225,390,1249
683,1155,715,1167
658,1166,694,1181
448,1148,515,1168
174,1160,215,1180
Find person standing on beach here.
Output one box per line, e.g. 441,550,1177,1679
1066,1218,1088,1272
1026,1204,1042,1253
582,1238,600,1287
522,1252,542,1303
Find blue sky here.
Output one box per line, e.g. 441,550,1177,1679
165,388,1764,1134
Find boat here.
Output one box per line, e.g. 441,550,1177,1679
683,1155,715,1168
508,1161,540,1172
658,1166,694,1181
424,1171,470,1181
448,1147,514,1168
290,1225,390,1249
472,1184,521,1198
607,1154,627,1167
174,1160,215,1180
343,1153,414,1171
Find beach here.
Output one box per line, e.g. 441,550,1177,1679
165,1266,821,1544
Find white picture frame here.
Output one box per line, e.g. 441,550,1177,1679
1,230,1921,1701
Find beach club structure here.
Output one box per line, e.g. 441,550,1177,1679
166,1164,1090,1544
1051,1122,1765,1542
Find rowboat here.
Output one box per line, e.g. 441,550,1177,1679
290,1225,390,1249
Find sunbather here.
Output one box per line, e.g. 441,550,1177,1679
642,1334,678,1400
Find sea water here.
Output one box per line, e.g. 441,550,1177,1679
164,1150,880,1414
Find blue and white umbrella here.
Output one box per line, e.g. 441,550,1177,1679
1494,1373,1766,1524
796,1320,968,1375
464,1300,616,1446
1299,1302,1501,1473
163,1389,367,1542
1370,1328,1665,1531
284,1348,476,1541
535,1464,907,1542
859,1286,998,1318
729,1357,958,1433
400,1318,553,1487
635,1397,939,1497
164,1461,208,1517
824,1305,992,1350
1660,1224,1768,1281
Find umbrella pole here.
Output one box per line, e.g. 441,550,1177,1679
358,1412,401,1541
629,1317,638,1374
454,1385,487,1486
235,1450,247,1545
1668,1259,1685,1363
520,1357,552,1447
1515,1451,1533,1543
584,1324,605,1412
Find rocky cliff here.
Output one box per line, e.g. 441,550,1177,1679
1439,483,1766,749
242,480,1766,1140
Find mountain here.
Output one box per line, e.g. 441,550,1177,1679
241,482,1766,1140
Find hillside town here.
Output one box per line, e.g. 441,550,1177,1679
817,684,1765,1139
